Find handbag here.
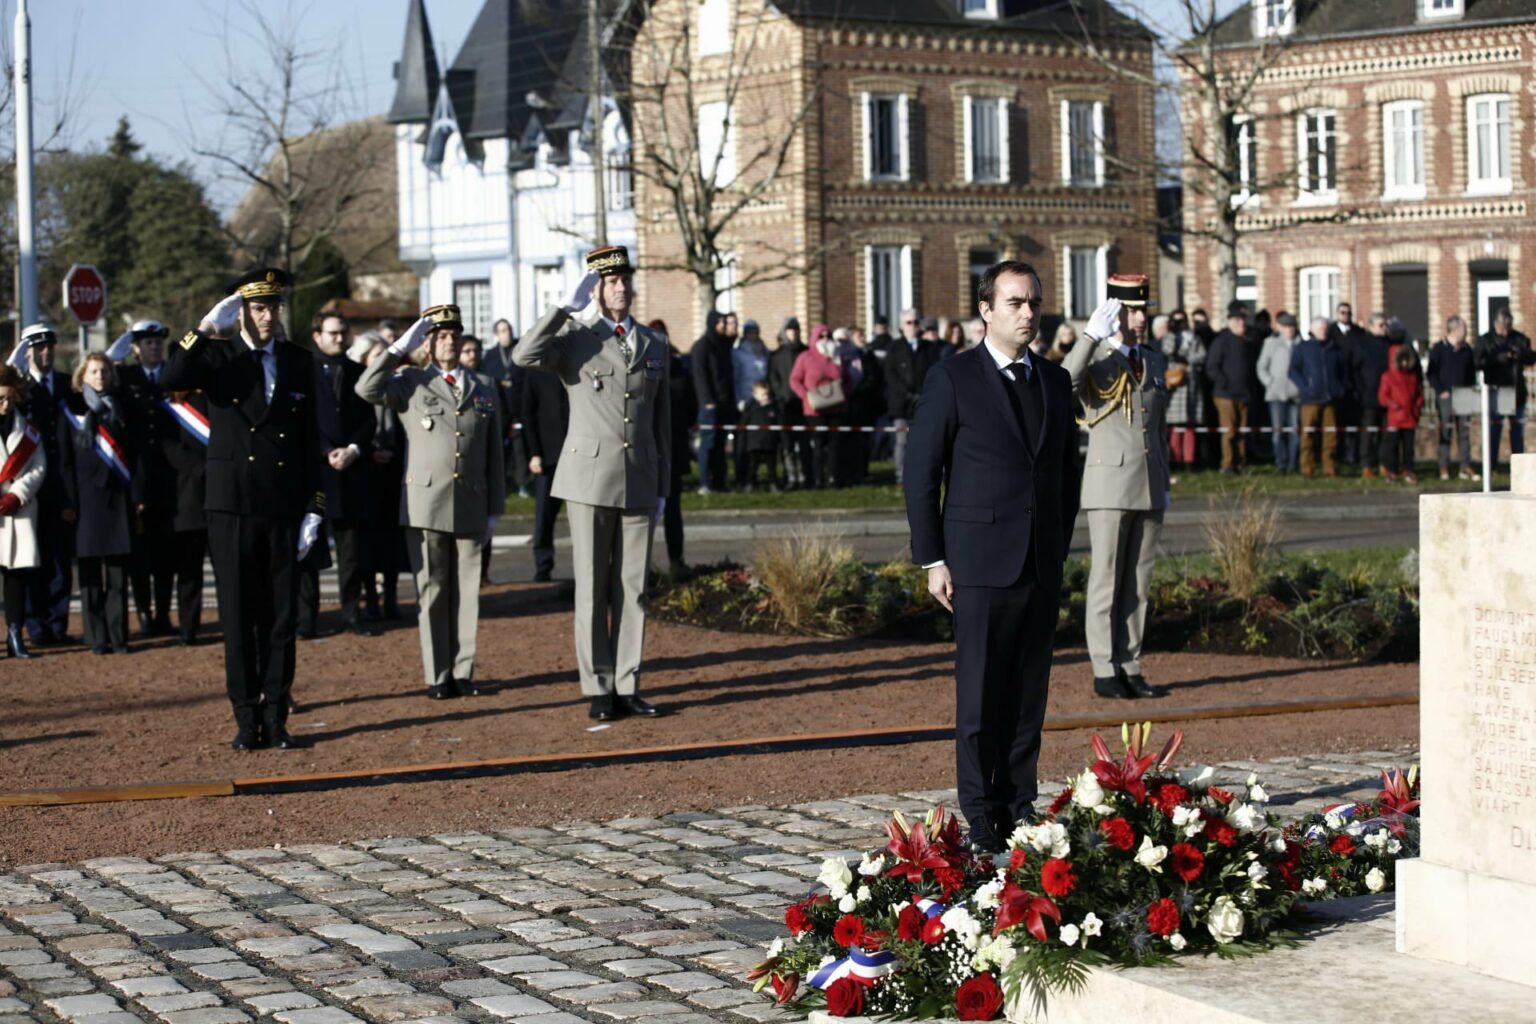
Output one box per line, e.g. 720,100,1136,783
808,378,845,411
1165,364,1187,389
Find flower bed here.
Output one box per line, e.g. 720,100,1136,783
749,727,1420,1019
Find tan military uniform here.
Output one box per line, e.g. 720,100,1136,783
357,355,505,689
1063,336,1171,680
514,307,671,697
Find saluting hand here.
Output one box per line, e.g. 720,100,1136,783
1085,299,1123,344
562,271,600,314
389,315,431,357
199,294,243,337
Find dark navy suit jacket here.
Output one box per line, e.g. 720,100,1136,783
904,345,1081,591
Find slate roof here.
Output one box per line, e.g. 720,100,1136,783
1212,0,1536,46
388,0,440,124
777,0,1150,39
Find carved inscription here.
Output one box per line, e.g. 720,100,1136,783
1471,607,1536,849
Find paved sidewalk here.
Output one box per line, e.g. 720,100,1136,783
0,749,1414,1024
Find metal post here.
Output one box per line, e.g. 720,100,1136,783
587,0,607,246
1480,371,1492,493
14,0,37,330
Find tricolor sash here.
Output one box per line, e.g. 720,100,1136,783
0,421,41,487
161,397,210,446
60,402,132,483
808,946,897,990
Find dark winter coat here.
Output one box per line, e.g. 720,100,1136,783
58,392,134,559
1288,338,1349,405
1426,340,1476,395
1349,332,1394,410
1204,328,1255,401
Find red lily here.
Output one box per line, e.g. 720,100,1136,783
1377,766,1420,816
1090,725,1184,805
885,807,961,884
992,880,1061,942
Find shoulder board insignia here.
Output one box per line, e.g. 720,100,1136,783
180,331,200,350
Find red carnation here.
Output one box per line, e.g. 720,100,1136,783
1146,897,1181,936
785,903,812,937
832,914,865,948
1099,817,1136,851
824,977,866,1017
921,916,946,944
1154,783,1191,816
936,866,966,896
1170,842,1204,882
1008,847,1027,871
1329,834,1357,856
1047,789,1073,816
896,903,925,942
1204,818,1238,848
1040,858,1077,898
1207,785,1235,805
954,973,1005,1021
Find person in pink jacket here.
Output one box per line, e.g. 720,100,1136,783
789,323,847,488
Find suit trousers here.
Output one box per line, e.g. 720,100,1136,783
531,472,564,577
207,511,298,731
568,501,653,696
407,527,483,688
130,511,176,630
1359,406,1385,469
174,529,206,642
1085,508,1164,679
953,554,1058,831
664,467,686,567
298,520,366,631
78,555,129,651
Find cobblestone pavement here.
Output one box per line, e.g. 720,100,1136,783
0,749,1415,1024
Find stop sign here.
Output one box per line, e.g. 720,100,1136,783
63,264,107,323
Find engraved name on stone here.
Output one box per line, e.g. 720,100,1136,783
1471,606,1536,847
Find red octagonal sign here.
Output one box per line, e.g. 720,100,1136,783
63,264,107,323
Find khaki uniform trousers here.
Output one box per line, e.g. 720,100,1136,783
1085,508,1164,679
408,527,483,689
568,501,654,696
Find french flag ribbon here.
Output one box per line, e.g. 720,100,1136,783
161,397,211,446
0,421,41,486
60,403,132,483
915,898,946,920
808,946,896,990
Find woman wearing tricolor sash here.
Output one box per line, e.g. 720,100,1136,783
58,353,135,655
0,364,45,659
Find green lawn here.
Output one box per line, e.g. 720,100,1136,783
502,459,1508,516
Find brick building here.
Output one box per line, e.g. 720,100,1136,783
631,0,1158,343
1181,0,1534,342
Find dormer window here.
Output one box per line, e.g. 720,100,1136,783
1253,0,1294,38
1421,0,1463,19
961,0,999,17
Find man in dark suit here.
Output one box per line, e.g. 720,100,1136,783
1328,302,1369,466
905,260,1081,856
118,320,178,637
885,309,943,485
481,319,530,499
162,268,325,751
297,309,377,638
12,325,75,644
521,352,570,582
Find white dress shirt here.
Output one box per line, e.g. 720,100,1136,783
241,334,277,401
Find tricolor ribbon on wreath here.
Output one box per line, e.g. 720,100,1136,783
0,420,41,486
807,946,897,990
161,397,210,446
914,898,946,919
59,402,132,483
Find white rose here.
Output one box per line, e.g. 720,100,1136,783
1247,862,1268,884
1364,829,1389,850
857,853,883,877
1248,783,1268,803
1081,912,1103,939
1135,835,1168,872
974,880,1003,910
766,937,784,958
1387,838,1402,855
1072,770,1106,810
1365,867,1387,893
1058,924,1080,947
1168,932,1188,951
838,893,857,913
1226,802,1263,833
1206,895,1244,945
818,858,853,898
1025,821,1071,859
1302,877,1328,896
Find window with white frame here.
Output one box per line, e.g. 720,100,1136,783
1296,108,1336,200
1381,100,1424,199
961,0,998,18
1228,114,1257,202
1466,93,1511,195
1421,0,1462,19
698,0,731,56
1298,266,1340,327
1061,100,1105,186
534,266,564,317
863,93,909,182
453,279,493,338
714,253,737,315
1063,245,1107,320
1236,269,1258,313
604,109,633,210
698,100,736,187
1253,0,1294,37
965,96,1009,183
866,246,914,335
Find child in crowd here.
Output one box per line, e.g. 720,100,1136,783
739,379,780,492
1378,344,1424,484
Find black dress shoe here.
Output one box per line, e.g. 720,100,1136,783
426,683,457,700
92,643,110,656
346,620,382,638
270,729,311,750
296,627,316,641
589,696,617,721
1094,675,1134,699
231,729,260,751
178,634,198,647
967,820,1004,857
454,679,485,697
1119,671,1166,699
533,569,553,583
616,695,661,717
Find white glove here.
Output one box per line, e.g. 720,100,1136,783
1084,298,1123,343
296,512,323,560
562,271,600,314
105,331,134,363
203,294,243,336
7,340,27,371
654,497,666,525
484,515,498,547
388,315,431,357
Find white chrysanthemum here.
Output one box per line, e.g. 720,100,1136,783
1324,810,1345,830
940,906,983,951
1168,932,1187,951
973,880,1003,911
818,858,853,898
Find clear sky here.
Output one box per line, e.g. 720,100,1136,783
18,0,482,209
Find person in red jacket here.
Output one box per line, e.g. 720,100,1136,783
1378,344,1424,483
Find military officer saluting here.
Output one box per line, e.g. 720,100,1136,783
515,245,671,721
1064,273,1171,701
357,303,505,700
163,268,326,750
